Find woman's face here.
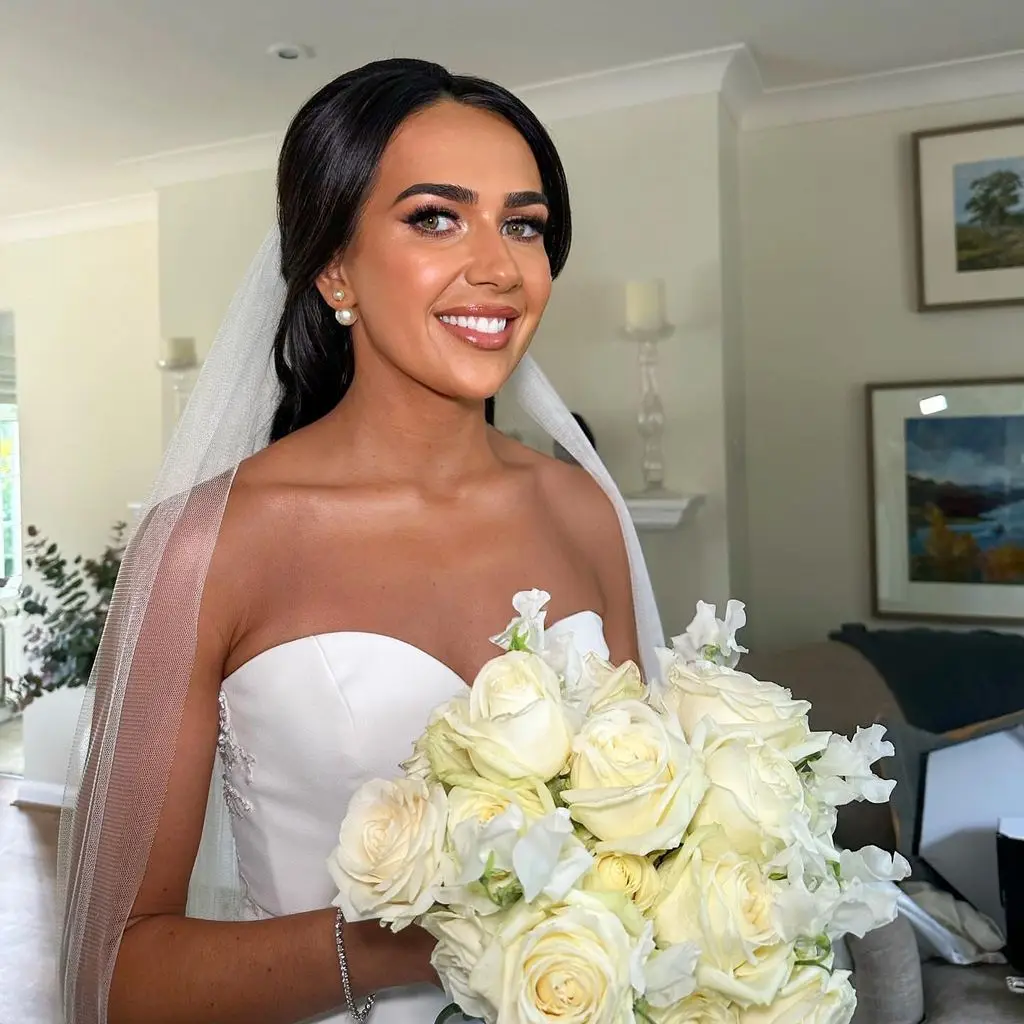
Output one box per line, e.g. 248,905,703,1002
320,101,553,405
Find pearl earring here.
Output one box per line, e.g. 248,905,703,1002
335,307,357,326
333,289,345,302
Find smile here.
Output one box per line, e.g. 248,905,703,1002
434,308,520,351
438,314,507,334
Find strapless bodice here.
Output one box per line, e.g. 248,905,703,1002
218,612,609,1023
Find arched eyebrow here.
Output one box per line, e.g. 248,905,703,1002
392,183,548,210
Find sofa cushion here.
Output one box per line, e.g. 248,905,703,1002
920,963,1022,1022
830,623,1024,734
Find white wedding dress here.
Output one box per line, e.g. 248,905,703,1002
217,611,611,1023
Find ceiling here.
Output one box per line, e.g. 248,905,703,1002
3,0,1024,219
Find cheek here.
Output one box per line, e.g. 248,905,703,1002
371,245,453,312
521,254,553,315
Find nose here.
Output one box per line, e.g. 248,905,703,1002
464,223,522,292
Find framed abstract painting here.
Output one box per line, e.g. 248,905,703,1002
913,117,1024,310
867,377,1024,623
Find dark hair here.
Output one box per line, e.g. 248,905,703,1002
270,58,572,442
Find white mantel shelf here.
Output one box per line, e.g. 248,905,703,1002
626,494,704,531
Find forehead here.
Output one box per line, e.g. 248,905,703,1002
373,101,543,197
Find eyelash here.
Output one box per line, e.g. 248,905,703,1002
404,204,547,241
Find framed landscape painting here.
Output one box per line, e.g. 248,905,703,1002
867,378,1024,623
913,117,1024,310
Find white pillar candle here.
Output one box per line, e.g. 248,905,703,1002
163,336,197,367
625,280,665,333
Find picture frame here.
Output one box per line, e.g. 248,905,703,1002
867,377,1024,623
913,117,1024,311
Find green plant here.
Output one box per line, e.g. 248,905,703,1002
2,522,125,712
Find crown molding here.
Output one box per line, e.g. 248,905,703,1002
518,45,746,122
744,47,1024,130
113,46,750,191
119,131,283,188
4,44,1024,232
0,192,156,244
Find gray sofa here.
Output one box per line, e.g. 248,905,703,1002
742,640,1020,1024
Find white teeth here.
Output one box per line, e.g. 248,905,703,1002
439,315,508,334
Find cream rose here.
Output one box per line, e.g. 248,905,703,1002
687,729,806,860
422,908,502,1022
650,991,740,1024
737,967,856,1024
402,698,476,786
446,651,574,784
562,701,707,855
328,777,448,931
471,891,638,1024
653,829,792,1007
583,851,662,913
659,663,823,762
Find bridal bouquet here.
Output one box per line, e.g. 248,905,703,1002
327,592,910,1024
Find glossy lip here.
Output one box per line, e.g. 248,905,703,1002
434,305,520,351
434,304,521,319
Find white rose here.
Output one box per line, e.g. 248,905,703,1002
582,655,648,712
650,991,740,1024
446,651,574,784
737,966,856,1024
583,851,662,913
562,701,707,855
422,908,502,1022
653,829,792,1007
688,728,806,860
403,698,476,786
328,777,448,931
471,891,639,1024
658,664,825,762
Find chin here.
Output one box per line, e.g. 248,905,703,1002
439,350,527,403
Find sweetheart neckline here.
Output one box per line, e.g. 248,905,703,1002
221,609,605,687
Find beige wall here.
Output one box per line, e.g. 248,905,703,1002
740,94,1024,651
506,94,734,635
0,221,161,560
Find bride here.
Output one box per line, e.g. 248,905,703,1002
58,58,662,1024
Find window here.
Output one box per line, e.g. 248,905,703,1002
0,313,20,585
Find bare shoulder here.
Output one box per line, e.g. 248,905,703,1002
495,433,623,562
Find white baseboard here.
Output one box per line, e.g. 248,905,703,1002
14,779,64,809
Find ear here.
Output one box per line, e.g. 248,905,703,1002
314,261,354,310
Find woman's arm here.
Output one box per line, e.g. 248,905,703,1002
101,512,436,1024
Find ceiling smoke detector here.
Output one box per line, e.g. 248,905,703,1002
267,42,315,61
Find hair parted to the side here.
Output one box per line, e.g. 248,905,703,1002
270,58,572,442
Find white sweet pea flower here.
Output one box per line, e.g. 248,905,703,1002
807,725,897,807
512,808,594,903
449,803,524,890
826,847,910,940
644,942,702,1008
671,600,749,669
489,589,551,653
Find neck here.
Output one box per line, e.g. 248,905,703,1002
324,355,499,487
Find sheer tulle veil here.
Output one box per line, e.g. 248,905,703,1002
55,234,663,1023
